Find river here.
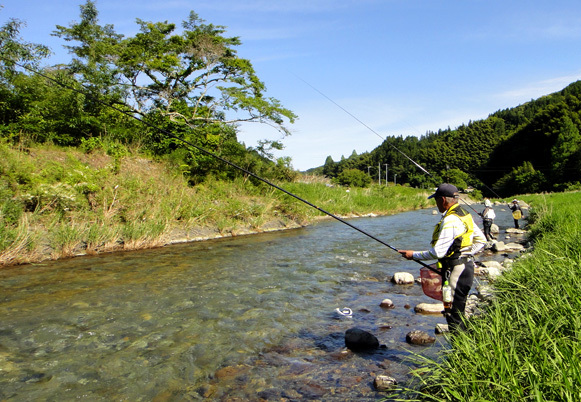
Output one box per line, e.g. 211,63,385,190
0,205,520,401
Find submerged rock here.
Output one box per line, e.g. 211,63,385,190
345,328,379,352
435,323,449,334
374,374,398,391
406,330,435,345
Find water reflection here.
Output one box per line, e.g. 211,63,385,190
0,207,518,400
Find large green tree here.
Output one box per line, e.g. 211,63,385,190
53,1,296,158
0,15,50,81
0,14,50,133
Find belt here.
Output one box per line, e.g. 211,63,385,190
439,256,469,269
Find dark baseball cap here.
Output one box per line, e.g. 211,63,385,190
428,183,459,199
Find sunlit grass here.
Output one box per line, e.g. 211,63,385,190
0,143,431,266
391,191,581,401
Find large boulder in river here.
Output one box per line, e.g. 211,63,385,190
414,303,444,314
391,272,415,285
345,328,379,352
505,242,525,251
491,241,507,252
406,330,436,345
478,260,503,279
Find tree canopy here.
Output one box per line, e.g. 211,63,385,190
0,1,296,183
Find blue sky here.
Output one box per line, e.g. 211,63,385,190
3,0,581,171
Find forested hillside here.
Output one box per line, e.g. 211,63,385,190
317,80,581,196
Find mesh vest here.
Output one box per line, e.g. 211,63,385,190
431,203,474,260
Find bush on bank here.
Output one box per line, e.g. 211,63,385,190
0,143,431,266
397,191,581,401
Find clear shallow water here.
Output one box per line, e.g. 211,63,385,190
0,206,518,401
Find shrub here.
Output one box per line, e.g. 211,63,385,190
334,169,371,188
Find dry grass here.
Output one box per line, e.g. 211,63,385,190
0,143,430,267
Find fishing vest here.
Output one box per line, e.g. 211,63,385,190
431,203,474,260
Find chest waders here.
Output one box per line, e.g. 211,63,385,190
432,204,475,331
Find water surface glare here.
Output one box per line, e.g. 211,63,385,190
0,208,509,400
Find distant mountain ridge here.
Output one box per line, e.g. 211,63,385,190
312,80,581,196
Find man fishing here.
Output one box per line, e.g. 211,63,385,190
398,183,487,331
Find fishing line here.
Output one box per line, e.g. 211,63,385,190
466,171,515,210
13,61,439,273
295,74,483,215
294,74,431,176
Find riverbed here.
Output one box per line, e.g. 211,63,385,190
0,206,522,401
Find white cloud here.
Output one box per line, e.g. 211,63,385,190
496,72,581,104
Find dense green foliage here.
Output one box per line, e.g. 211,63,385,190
397,191,581,401
0,142,430,265
0,1,296,184
334,168,372,187
319,83,581,196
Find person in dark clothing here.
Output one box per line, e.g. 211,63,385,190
509,199,524,229
398,183,486,331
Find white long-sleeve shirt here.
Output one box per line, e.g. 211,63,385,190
413,209,486,261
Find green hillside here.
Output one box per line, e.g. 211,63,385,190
318,80,581,196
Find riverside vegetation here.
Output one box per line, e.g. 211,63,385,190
396,190,581,401
0,142,432,267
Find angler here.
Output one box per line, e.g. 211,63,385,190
399,183,487,332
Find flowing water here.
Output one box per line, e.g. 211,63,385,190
0,206,521,401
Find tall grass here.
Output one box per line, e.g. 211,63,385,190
0,143,431,266
396,191,581,401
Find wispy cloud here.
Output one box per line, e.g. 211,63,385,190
540,22,581,39
496,72,581,103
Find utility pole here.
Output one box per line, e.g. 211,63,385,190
367,166,372,176
378,163,381,185
394,173,397,186
384,164,388,185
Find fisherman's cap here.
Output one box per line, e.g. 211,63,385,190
512,199,518,203
428,183,459,199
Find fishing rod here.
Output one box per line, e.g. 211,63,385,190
13,61,440,274
295,74,483,216
294,75,431,176
466,171,519,211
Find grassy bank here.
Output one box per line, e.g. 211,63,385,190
398,191,581,401
0,143,431,266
